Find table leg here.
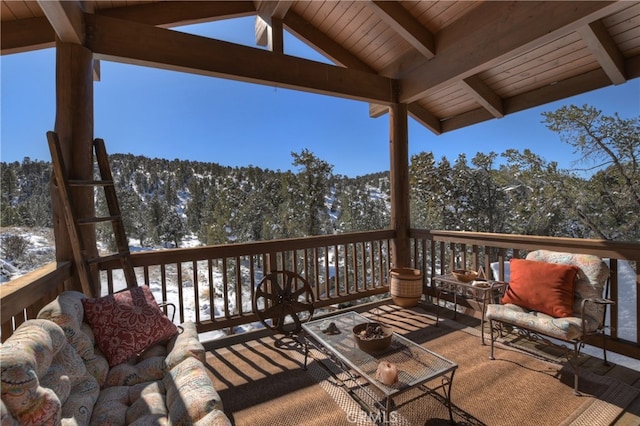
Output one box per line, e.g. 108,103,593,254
303,339,309,370
435,287,441,327
444,370,456,425
480,292,487,345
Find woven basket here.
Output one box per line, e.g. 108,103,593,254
390,268,422,307
452,269,478,282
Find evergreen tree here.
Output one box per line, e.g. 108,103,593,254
291,149,333,236
543,105,640,240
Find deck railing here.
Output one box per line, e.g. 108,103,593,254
2,229,638,361
100,230,395,334
410,229,640,359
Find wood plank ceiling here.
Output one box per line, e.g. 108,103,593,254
2,0,639,135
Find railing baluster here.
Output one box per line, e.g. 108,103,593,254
249,256,255,313
161,264,168,316
222,258,229,319
609,259,619,340
208,259,214,320
193,260,200,324
235,256,242,316
324,246,330,299
176,262,184,324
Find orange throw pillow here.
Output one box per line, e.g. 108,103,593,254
502,259,578,318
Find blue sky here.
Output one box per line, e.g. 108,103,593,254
1,16,639,177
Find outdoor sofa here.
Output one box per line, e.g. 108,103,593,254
0,287,231,425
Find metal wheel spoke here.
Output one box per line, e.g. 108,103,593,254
291,285,309,298
267,277,284,294
255,288,278,302
262,303,285,319
284,273,296,294
290,300,313,314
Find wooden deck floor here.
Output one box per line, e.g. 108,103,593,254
434,302,640,426
202,300,640,425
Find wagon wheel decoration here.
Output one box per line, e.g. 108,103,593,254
253,270,315,335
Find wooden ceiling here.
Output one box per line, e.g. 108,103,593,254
2,1,639,134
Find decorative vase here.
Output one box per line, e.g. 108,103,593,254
389,267,423,307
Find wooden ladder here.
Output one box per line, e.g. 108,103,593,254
47,131,138,295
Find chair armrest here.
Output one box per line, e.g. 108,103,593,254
580,298,615,332
158,301,176,322
582,297,615,308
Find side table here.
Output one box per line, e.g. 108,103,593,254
432,274,506,345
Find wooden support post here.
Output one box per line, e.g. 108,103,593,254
52,41,98,297
389,102,410,268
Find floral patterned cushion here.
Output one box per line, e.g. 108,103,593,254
0,320,99,426
164,357,226,425
82,286,179,367
37,291,109,387
487,250,610,341
486,303,600,340
3,292,231,426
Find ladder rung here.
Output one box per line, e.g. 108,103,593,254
77,215,121,224
69,179,114,187
87,251,131,265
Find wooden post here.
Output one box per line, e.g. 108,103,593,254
52,41,99,297
389,102,410,268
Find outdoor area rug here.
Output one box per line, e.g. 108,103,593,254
204,305,638,425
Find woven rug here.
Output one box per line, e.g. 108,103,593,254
204,305,638,425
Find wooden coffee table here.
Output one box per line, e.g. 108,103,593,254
301,311,458,423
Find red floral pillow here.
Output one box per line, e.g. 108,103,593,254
82,286,178,366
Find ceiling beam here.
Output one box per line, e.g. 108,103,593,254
85,14,395,105
460,75,504,118
577,20,626,85
255,1,292,52
435,51,640,134
98,1,255,27
366,1,435,60
400,1,627,103
441,60,638,133
37,0,84,44
0,16,54,54
284,11,374,73
1,1,256,55
408,103,441,135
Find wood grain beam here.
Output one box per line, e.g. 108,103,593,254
460,75,504,118
255,1,293,53
441,65,627,133
400,1,626,103
37,0,84,44
1,1,256,55
85,14,394,105
369,104,388,118
366,1,435,59
255,1,292,50
284,10,374,73
578,20,626,85
98,1,255,27
0,16,54,54
408,103,441,135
